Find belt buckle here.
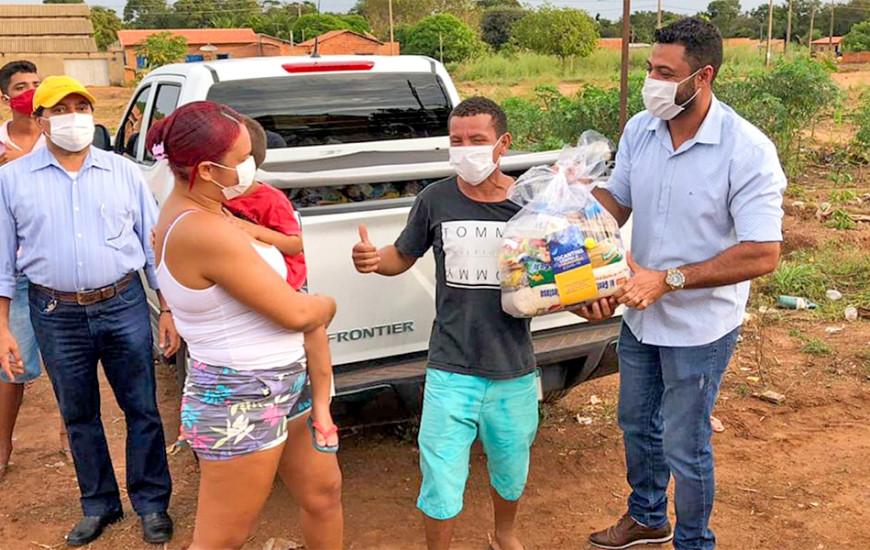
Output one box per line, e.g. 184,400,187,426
76,290,99,306
76,288,114,306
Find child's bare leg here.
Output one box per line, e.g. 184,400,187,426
304,326,338,448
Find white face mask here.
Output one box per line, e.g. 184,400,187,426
46,113,94,152
209,156,257,200
449,136,505,186
642,68,703,121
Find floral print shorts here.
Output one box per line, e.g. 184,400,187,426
180,359,309,461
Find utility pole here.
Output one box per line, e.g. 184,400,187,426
619,0,630,135
439,33,444,64
808,2,816,53
765,0,774,66
829,2,835,53
657,0,662,29
785,0,793,53
388,0,395,55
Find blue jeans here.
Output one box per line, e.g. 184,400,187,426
617,323,739,550
29,277,172,517
1,274,41,383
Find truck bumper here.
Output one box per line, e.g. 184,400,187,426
331,318,622,426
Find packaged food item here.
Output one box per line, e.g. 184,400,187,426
500,131,630,318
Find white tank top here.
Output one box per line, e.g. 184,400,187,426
156,211,305,370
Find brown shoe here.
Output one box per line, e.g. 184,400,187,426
589,513,674,549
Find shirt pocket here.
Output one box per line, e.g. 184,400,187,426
101,205,136,251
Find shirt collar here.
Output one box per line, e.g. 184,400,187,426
646,95,724,146
30,145,110,173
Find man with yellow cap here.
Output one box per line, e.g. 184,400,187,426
0,75,178,546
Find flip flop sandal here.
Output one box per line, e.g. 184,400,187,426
0,463,9,481
307,417,339,453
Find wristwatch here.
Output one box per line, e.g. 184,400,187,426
665,267,686,291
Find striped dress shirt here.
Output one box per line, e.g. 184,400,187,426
0,146,160,298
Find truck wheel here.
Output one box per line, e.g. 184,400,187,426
543,388,572,404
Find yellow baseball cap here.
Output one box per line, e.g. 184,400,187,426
32,75,97,112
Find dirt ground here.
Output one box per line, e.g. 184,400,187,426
3,71,870,550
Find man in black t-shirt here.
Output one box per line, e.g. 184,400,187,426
352,97,537,550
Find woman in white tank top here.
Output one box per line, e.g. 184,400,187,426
147,101,342,550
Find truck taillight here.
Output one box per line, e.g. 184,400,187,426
282,61,375,73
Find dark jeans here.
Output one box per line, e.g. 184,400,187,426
29,276,171,517
617,323,739,550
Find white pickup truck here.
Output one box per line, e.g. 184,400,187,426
114,54,623,424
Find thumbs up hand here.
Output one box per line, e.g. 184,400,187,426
352,224,381,274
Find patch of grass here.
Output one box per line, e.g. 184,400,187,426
733,383,751,397
826,170,854,186
765,261,827,299
827,209,856,230
763,244,870,318
786,184,808,200
802,338,834,356
829,189,859,203
453,44,769,86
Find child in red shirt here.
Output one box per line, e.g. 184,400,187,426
224,117,338,452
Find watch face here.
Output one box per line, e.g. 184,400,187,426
667,270,685,288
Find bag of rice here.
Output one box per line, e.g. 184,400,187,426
499,131,630,318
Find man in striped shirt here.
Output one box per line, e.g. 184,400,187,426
0,76,179,547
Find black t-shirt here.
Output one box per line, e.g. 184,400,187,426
395,177,535,380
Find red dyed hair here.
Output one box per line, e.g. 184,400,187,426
146,101,244,188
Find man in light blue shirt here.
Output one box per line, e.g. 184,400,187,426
0,76,179,547
579,19,786,550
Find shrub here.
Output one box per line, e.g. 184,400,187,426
402,14,484,64
511,7,598,58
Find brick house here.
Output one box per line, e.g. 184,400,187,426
811,36,842,56
0,4,124,85
117,28,294,81
291,29,399,56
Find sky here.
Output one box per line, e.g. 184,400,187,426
13,0,774,19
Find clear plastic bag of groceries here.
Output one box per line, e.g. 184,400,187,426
499,131,630,318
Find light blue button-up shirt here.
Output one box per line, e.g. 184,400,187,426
0,146,160,298
605,97,786,347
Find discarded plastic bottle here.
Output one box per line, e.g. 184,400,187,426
777,295,818,310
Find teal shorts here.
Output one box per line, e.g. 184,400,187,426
417,368,539,520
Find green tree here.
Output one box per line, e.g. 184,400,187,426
843,21,870,52
352,0,481,41
91,7,123,51
512,7,599,58
403,14,484,63
292,13,354,42
476,0,520,8
626,10,682,44
173,0,219,28
595,15,620,39
136,32,188,69
481,7,526,50
706,0,741,36
216,0,261,27
124,0,176,28
340,14,372,34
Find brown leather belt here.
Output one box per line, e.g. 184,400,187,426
33,273,137,306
